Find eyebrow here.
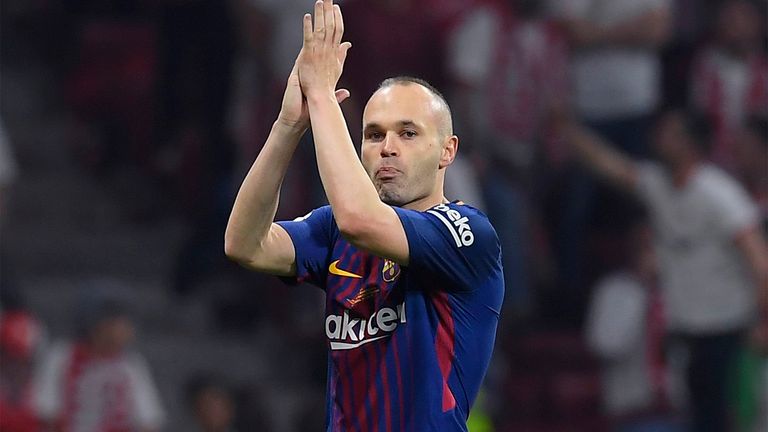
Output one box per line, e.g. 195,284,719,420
363,120,421,132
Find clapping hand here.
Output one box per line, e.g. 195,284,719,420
297,0,352,101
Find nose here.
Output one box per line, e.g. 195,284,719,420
380,132,399,157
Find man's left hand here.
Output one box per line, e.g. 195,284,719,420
297,0,352,100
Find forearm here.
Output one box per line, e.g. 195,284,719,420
225,121,304,259
307,92,382,231
562,122,637,189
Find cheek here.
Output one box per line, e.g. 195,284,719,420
360,147,376,173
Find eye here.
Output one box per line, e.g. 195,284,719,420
401,130,417,139
365,131,384,141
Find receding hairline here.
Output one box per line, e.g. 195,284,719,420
372,76,453,136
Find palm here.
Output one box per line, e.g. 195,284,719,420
279,45,350,130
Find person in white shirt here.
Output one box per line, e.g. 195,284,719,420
552,0,672,298
586,221,683,431
556,108,768,432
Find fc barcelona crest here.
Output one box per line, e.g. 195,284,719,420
382,259,401,282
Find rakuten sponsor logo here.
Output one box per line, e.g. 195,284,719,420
325,302,406,350
427,204,474,247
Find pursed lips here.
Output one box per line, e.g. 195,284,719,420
375,166,401,181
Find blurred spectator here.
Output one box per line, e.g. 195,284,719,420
553,0,672,299
585,221,682,432
733,117,768,233
0,119,19,289
0,119,18,224
558,108,768,432
690,0,768,171
33,282,165,432
185,374,238,432
65,15,157,176
158,0,238,297
447,0,571,314
0,310,46,432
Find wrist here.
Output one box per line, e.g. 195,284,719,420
306,89,337,105
272,119,308,142
274,116,309,136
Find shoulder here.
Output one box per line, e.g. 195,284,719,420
291,205,333,222
635,161,668,194
697,165,756,209
424,202,499,249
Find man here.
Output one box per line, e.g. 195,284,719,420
557,109,768,432
225,1,504,430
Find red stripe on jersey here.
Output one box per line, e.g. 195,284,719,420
352,347,370,430
379,342,393,432
365,342,379,432
432,291,456,412
340,353,355,430
392,332,406,432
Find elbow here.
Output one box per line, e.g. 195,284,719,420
223,232,252,265
334,208,369,244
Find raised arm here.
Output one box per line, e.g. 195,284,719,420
554,113,639,191
224,59,349,275
296,0,410,264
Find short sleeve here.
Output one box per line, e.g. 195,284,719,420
276,206,335,288
33,342,70,420
394,204,501,292
708,173,758,238
127,354,166,429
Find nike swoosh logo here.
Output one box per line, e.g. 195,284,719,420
328,260,362,279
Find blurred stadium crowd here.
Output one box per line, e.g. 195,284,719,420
0,0,767,431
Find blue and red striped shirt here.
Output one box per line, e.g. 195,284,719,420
277,201,504,431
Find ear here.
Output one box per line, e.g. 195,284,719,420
439,135,458,169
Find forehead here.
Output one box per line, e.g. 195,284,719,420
363,84,441,130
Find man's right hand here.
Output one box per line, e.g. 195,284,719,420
277,58,350,132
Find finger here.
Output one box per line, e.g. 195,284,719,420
338,41,352,65
302,14,312,47
323,0,334,42
333,4,344,45
314,1,324,37
334,88,350,104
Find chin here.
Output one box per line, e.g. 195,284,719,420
377,187,406,207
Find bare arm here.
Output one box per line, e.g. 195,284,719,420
224,60,350,275
566,7,671,49
298,0,410,264
557,117,639,191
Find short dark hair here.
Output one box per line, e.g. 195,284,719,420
378,76,449,107
376,76,453,135
185,372,232,409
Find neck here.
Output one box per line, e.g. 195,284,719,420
402,192,447,212
671,157,700,187
402,174,447,211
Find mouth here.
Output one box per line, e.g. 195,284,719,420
375,166,401,181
